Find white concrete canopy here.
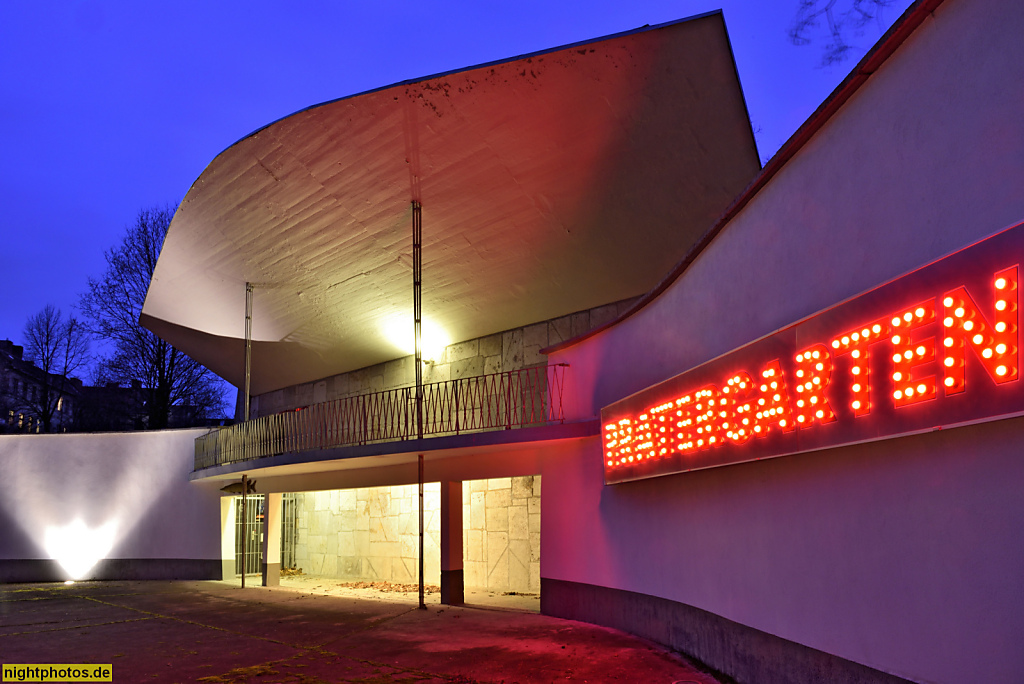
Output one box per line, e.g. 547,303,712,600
141,11,760,395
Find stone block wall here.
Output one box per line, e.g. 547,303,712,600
293,484,442,584
291,475,540,593
254,299,638,417
463,475,541,593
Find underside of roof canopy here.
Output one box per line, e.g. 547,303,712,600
141,10,761,395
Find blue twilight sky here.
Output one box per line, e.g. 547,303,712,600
0,0,912,380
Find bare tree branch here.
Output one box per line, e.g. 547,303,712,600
790,0,895,66
80,207,226,429
17,305,89,432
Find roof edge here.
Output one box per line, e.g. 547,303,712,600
542,0,946,356
184,10,726,199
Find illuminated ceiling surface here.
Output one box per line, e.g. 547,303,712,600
141,12,760,395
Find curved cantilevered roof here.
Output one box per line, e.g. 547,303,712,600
141,11,760,395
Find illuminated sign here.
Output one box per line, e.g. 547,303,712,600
602,221,1024,484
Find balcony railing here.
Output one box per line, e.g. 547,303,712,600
195,363,568,471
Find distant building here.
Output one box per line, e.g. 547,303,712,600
74,379,233,432
74,380,146,432
0,340,229,433
0,339,79,433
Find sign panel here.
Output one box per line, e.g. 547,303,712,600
602,221,1024,484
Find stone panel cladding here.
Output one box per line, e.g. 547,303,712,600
463,475,541,593
292,475,540,593
294,484,442,584
254,298,638,417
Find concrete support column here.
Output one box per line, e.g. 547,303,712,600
440,480,464,605
261,493,282,587
220,497,235,580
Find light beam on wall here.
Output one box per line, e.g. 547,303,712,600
43,519,119,580
0,431,194,581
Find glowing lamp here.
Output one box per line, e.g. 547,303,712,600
381,317,450,363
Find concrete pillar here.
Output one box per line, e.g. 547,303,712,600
220,497,235,580
261,493,282,586
440,480,464,605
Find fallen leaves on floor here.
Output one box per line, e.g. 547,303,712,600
336,581,440,594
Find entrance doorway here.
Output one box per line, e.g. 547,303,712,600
232,493,299,577
234,494,263,576
461,475,540,597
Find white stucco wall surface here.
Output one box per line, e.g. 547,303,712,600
0,429,221,575
545,0,1024,682
559,0,1024,422
541,422,1024,683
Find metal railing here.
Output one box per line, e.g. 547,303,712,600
195,363,568,470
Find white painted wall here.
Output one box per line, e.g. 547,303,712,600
559,0,1024,422
546,0,1024,682
0,429,221,571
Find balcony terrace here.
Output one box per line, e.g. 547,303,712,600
195,364,569,471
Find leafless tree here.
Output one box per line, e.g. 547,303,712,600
790,0,896,65
18,305,90,432
80,207,226,429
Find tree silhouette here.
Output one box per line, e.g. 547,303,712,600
80,207,225,429
18,305,89,432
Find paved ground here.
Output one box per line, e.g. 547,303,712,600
0,579,724,683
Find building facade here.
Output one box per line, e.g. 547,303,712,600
0,340,78,434
2,1,1022,683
